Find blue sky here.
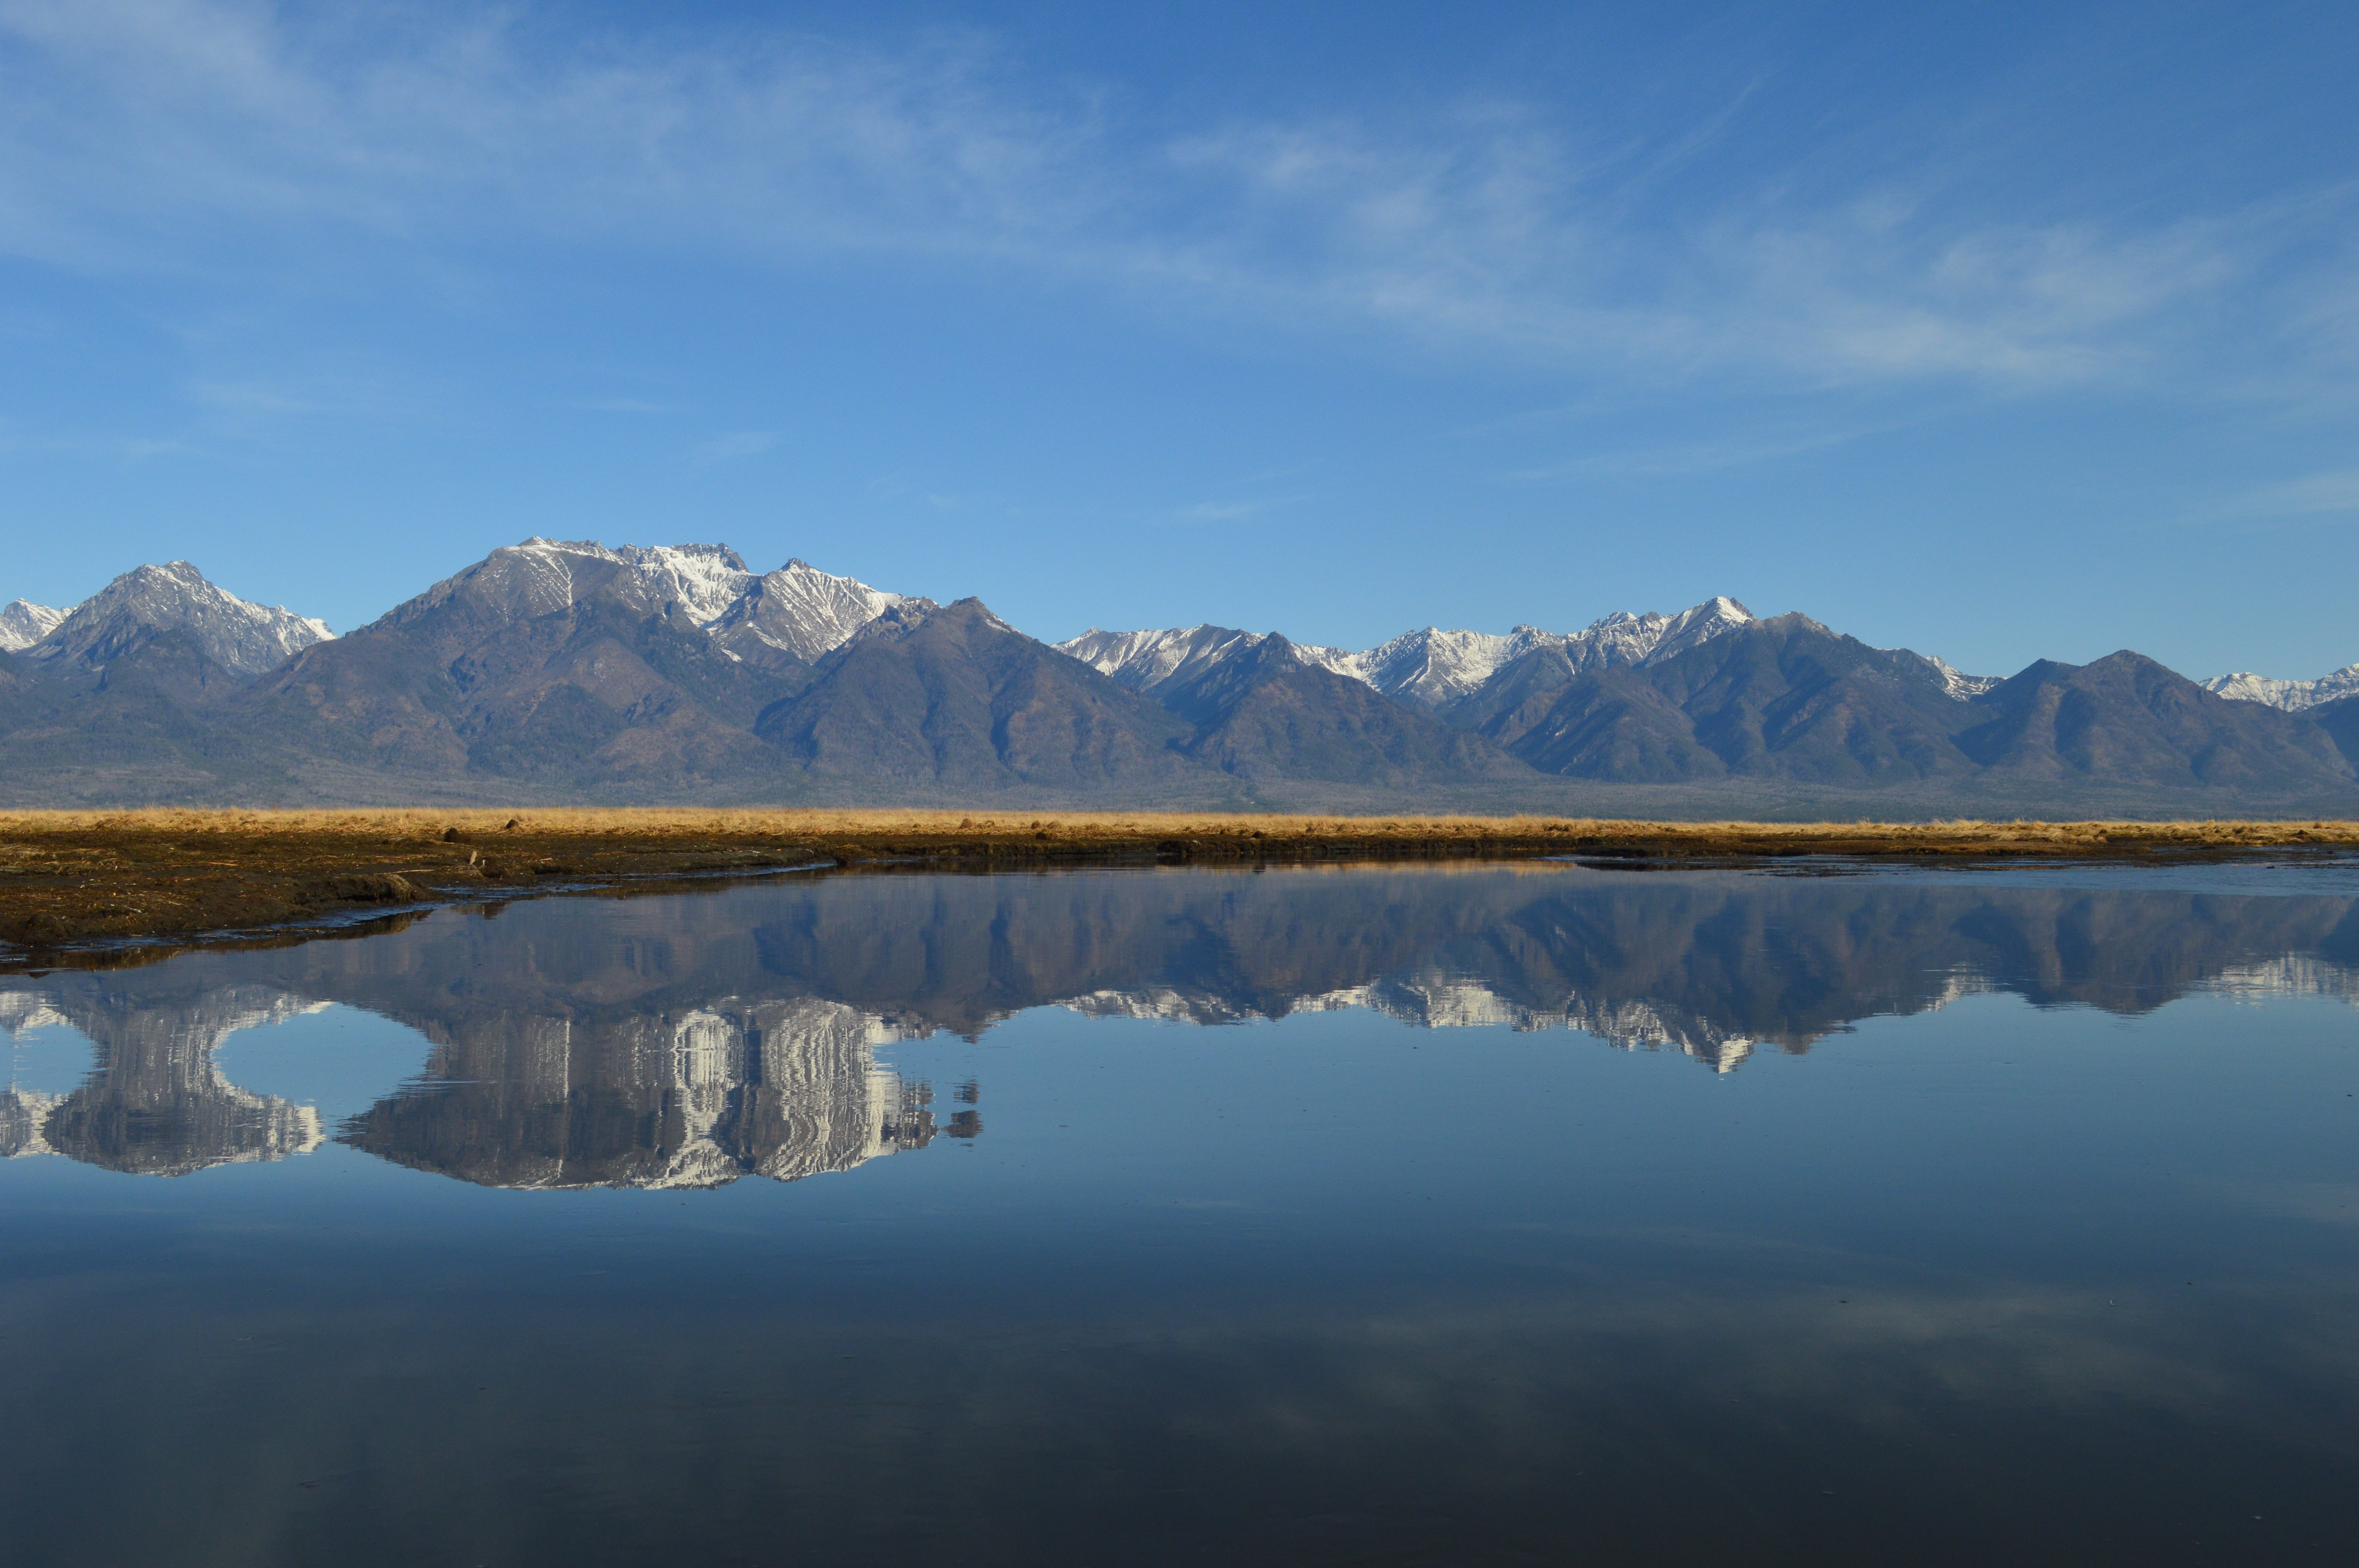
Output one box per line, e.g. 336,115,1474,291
2,0,2355,680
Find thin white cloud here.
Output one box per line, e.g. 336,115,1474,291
0,0,2343,403
2218,470,2359,521
693,430,780,462
1169,495,1306,523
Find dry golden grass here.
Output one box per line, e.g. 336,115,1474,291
3,806,2356,847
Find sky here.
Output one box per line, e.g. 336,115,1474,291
1,0,2355,681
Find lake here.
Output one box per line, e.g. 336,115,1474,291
3,858,2355,1566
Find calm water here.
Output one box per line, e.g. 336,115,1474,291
3,859,2356,1566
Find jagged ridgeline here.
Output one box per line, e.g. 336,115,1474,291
3,537,2356,813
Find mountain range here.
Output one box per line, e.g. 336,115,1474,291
4,536,2355,814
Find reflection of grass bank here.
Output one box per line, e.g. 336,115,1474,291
3,807,2354,957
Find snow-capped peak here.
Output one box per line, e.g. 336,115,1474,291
1570,595,1756,668
1059,597,1761,707
612,543,754,626
413,540,909,663
29,561,332,677
1343,626,1550,707
2201,662,2359,712
1058,625,1269,691
0,599,69,653
712,558,912,662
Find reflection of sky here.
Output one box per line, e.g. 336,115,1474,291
1842,855,2359,899
4,866,2357,1562
4,980,2358,1561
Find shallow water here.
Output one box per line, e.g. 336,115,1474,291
3,859,2355,1566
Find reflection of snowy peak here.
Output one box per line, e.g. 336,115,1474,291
2202,662,2359,712
345,995,940,1191
0,990,69,1036
2208,956,2359,1004
0,1087,62,1158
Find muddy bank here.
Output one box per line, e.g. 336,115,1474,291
2,807,2353,962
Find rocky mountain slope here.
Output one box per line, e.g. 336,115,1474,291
2,539,2354,811
25,561,331,677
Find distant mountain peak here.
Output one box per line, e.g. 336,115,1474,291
2203,662,2359,712
402,539,914,666
27,561,332,678
0,599,69,652
1059,596,1766,711
713,557,914,662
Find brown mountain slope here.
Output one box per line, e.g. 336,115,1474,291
1154,635,1534,785
754,600,1202,791
1956,653,2355,788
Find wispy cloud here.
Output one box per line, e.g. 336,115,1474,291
0,0,2344,405
2215,470,2359,522
1169,495,1307,524
0,417,194,461
692,430,780,462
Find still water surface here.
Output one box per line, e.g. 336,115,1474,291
3,860,2356,1565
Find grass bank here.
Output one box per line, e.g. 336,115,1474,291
3,807,2354,960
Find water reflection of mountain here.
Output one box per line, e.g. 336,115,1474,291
6,985,325,1175
340,998,943,1190
4,865,2355,1181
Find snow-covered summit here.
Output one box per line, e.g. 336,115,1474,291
611,543,756,626
1341,626,1558,707
1057,625,1270,693
27,562,332,678
1571,596,1756,670
713,559,914,663
0,599,69,653
2202,662,2359,711
1058,597,1761,708
421,537,752,625
405,539,913,664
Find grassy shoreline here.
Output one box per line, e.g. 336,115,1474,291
4,807,2354,960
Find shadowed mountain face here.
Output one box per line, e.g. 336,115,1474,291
1461,616,2359,796
1955,653,2356,786
755,599,1201,791
246,545,816,791
4,861,2353,1184
1155,635,1531,785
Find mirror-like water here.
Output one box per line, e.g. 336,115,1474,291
4,860,2356,1566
